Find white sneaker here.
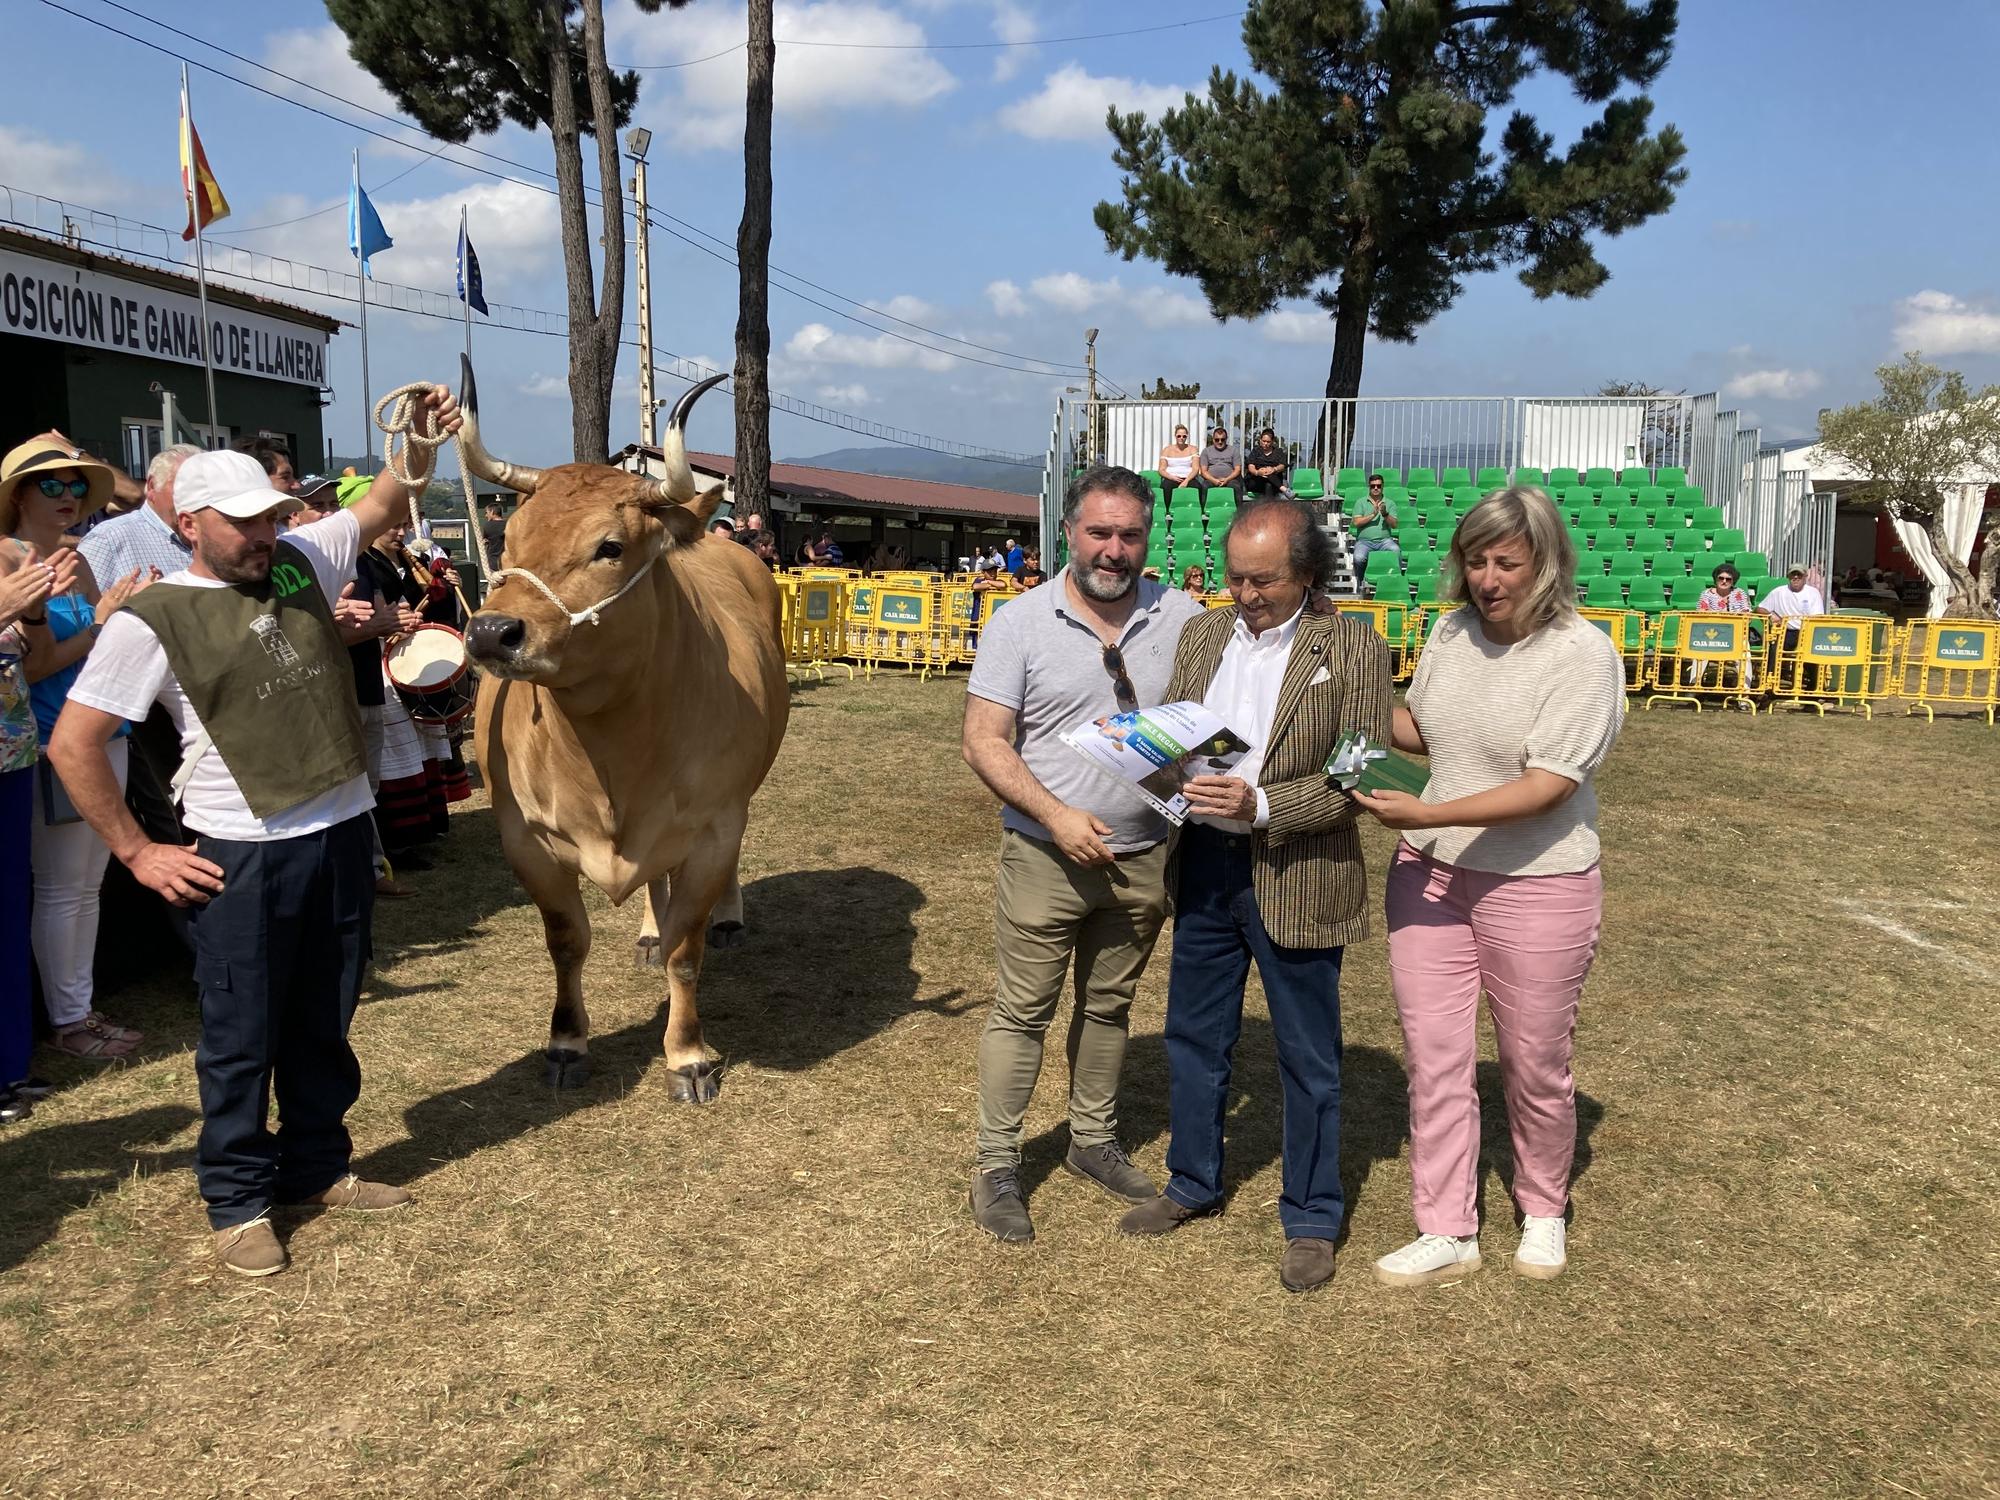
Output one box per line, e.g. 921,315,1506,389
1513,1215,1567,1280
1372,1232,1482,1288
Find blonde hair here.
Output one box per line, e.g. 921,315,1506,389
1441,485,1577,628
1180,564,1206,590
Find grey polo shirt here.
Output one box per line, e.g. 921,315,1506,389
966,574,1203,853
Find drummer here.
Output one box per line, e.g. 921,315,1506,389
354,499,449,860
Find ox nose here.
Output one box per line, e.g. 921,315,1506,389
467,613,527,662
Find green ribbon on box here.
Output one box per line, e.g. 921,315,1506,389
1323,730,1430,797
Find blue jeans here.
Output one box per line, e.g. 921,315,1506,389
1163,823,1347,1240
1352,537,1400,571
1,766,32,1088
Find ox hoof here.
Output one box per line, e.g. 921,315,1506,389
634,936,663,968
664,1059,722,1105
708,920,746,950
543,1048,592,1089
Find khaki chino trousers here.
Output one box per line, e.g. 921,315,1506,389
975,830,1170,1171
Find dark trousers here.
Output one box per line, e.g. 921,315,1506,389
1,766,32,1087
188,814,374,1228
1163,823,1347,1240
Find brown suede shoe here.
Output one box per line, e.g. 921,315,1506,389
1116,1193,1215,1238
1279,1237,1337,1293
289,1175,413,1212
214,1217,287,1278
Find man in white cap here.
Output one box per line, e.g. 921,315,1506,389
47,386,460,1278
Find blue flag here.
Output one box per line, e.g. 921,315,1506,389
456,219,488,315
347,177,393,276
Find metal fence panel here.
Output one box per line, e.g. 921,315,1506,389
1342,398,1513,480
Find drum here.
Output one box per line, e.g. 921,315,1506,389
386,624,477,728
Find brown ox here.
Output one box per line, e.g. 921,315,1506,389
459,360,788,1101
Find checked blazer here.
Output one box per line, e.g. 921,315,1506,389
1164,606,1393,949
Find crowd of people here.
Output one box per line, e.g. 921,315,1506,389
962,467,1623,1291
0,381,463,1276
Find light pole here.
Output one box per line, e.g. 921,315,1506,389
626,127,656,449
1083,327,1100,465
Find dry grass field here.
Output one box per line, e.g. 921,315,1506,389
1,673,1995,1498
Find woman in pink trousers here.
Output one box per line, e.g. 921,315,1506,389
1352,486,1624,1285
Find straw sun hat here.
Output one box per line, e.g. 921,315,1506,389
0,437,118,535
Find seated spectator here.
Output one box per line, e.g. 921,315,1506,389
1761,565,1827,692
1698,563,1752,613
1350,475,1401,575
1243,428,1288,497
1158,425,1199,489
1181,564,1208,596
1194,426,1241,496
2,441,152,1059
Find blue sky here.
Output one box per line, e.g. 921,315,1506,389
7,0,1999,477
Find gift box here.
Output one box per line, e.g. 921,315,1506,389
1323,730,1430,798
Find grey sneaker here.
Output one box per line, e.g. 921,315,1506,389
969,1167,1034,1243
1117,1192,1215,1237
1062,1140,1156,1203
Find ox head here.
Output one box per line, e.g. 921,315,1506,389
459,356,729,682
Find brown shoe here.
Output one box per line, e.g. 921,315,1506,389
1117,1192,1215,1238
289,1174,413,1212
374,875,415,899
1279,1237,1337,1293
214,1216,287,1277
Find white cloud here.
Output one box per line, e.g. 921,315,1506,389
1029,271,1120,313
1261,310,1328,344
816,383,875,406
611,2,957,151
784,322,954,371
985,279,1028,318
0,125,127,205
1128,286,1209,330
997,63,1187,143
989,1,1039,83
876,294,938,323
521,374,569,399
1893,289,2000,356
1723,368,1824,401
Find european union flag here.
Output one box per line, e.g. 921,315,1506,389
347,177,393,277
457,219,488,315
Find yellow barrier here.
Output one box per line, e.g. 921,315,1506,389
1332,599,1421,681
1578,608,1648,690
792,577,854,679
860,581,948,679
1894,620,1999,724
1645,612,1759,712
1761,615,1895,718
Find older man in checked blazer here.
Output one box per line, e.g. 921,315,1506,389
1117,496,1391,1293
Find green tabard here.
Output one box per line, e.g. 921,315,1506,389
125,541,368,820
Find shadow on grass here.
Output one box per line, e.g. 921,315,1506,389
0,1103,200,1275
350,865,956,1189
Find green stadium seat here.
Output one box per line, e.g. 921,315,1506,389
1733,550,1770,579
1512,467,1546,487
1380,486,1411,506
1206,505,1236,536
1618,467,1652,487
1397,525,1431,550
1595,529,1632,553
1202,487,1236,512
1578,507,1612,531
1605,551,1646,579
1573,557,1602,584
1711,527,1747,554
1289,468,1324,501
1556,485,1594,509
1583,577,1627,610
1413,486,1448,508
1369,467,1401,487
1548,467,1581,492
1635,485,1671,511
1169,485,1200,507
1632,527,1669,554
1656,466,1689,489
1626,578,1671,612
1406,467,1437,489
1688,505,1725,531
1475,467,1507,489
1672,485,1707,509
1342,494,1372,519
1411,575,1441,607
1441,466,1472,488
1363,550,1404,582
1580,467,1615,490
1669,577,1707,609
1405,549,1441,576
1432,520,1457,547
1741,575,1775,601
1450,487,1484,511
1663,527,1706,553
1140,469,1164,488
1599,486,1633,511
1610,507,1647,531
1146,546,1171,572
1336,467,1366,489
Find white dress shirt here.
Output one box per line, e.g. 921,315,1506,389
1194,602,1305,832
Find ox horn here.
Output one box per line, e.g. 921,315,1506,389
456,354,545,495
653,372,730,504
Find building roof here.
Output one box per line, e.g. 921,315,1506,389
616,444,1040,524
0,225,342,334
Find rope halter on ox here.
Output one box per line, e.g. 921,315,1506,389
392,356,730,632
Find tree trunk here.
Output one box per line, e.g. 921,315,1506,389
733,0,776,521
1977,509,2000,615
1925,505,1984,617
541,0,605,463
1321,263,1371,468
581,0,625,464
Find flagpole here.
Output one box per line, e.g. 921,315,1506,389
355,149,373,473
460,205,473,363
181,64,222,444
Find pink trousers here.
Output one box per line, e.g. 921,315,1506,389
1384,843,1602,1237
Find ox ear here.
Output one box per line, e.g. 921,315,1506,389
644,480,729,544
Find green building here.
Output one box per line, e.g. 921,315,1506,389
0,225,338,477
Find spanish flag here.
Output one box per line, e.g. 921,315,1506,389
178,75,230,242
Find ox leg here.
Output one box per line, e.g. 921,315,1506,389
708,865,746,949
635,883,665,968
526,869,594,1090
647,852,731,1105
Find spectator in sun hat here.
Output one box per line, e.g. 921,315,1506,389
1698,562,1753,614
47,383,460,1278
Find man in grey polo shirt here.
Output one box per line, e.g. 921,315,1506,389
961,465,1203,1242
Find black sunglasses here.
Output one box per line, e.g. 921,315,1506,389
1101,643,1138,711
36,476,90,500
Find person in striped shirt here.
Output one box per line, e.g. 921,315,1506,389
1352,486,1625,1288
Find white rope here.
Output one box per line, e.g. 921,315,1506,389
370,382,663,633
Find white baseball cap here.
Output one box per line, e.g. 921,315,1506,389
174,449,302,519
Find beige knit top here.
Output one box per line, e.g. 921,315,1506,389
1402,608,1626,875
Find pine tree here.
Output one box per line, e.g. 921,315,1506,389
1095,0,1688,418
327,0,693,464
